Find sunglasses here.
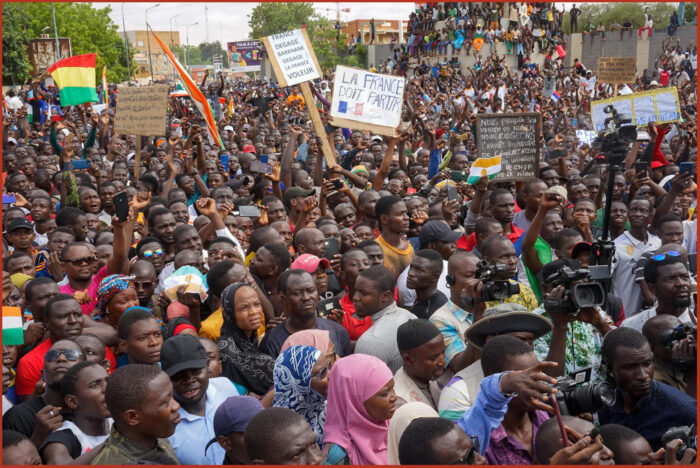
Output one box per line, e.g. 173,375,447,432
45,348,82,363
651,251,681,262
311,360,332,381
450,435,480,465
142,249,165,258
65,256,96,266
133,281,154,289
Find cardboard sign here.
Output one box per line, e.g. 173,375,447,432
329,66,405,137
597,57,637,85
475,113,540,181
262,29,321,87
114,85,169,136
591,87,681,132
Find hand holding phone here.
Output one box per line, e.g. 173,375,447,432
679,161,694,175
113,191,129,222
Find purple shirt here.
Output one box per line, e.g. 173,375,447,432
484,410,550,465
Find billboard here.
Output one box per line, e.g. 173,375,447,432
27,38,73,77
227,41,261,72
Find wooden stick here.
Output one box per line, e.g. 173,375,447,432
134,136,141,179
300,81,336,169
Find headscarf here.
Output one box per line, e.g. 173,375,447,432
351,165,369,178
281,329,332,354
10,273,32,290
218,282,274,395
163,316,196,341
386,402,439,465
97,275,134,311
273,345,327,446
323,354,394,465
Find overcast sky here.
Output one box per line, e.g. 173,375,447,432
105,2,415,46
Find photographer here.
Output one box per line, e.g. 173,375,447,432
534,258,615,384
643,315,696,399
599,327,696,451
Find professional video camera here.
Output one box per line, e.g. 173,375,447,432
475,260,520,302
554,368,616,416
661,424,697,462
543,266,607,316
659,323,697,371
595,105,638,158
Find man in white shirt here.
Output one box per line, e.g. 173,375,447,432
622,254,695,332
612,199,661,316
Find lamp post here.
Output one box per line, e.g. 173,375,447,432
51,3,60,63
145,3,160,81
121,3,131,80
186,22,199,70
169,14,179,46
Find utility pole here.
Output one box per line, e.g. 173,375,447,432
186,22,199,70
205,3,209,43
122,3,131,80
51,3,60,63
145,4,160,81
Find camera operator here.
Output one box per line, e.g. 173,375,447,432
599,327,696,451
643,315,696,398
480,234,538,312
621,251,695,332
533,258,615,384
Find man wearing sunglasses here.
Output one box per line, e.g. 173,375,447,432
3,340,85,448
622,251,695,333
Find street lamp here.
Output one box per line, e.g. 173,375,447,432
186,22,199,70
169,15,179,46
145,3,160,81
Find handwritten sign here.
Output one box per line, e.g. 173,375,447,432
591,87,681,132
114,85,168,136
329,66,405,136
476,113,540,181
597,57,637,84
262,29,320,87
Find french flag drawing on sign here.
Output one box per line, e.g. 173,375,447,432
338,101,348,113
354,103,363,115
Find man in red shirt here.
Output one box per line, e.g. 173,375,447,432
489,188,524,244
336,249,373,341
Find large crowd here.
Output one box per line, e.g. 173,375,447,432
1,2,698,465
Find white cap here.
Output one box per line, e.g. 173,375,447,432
7,137,17,145
649,80,659,86
224,125,234,132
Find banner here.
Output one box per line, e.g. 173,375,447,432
227,41,261,72
262,29,321,87
591,87,681,132
329,65,405,136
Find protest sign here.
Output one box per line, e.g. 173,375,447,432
576,130,597,147
476,113,540,181
114,85,169,136
591,87,681,132
597,57,637,85
261,29,321,87
329,66,405,137
227,41,261,72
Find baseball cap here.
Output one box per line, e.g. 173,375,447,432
242,144,256,154
291,254,330,274
204,396,264,454
649,80,659,86
570,241,592,260
224,125,234,132
160,334,207,377
418,221,461,247
8,218,33,233
283,187,315,208
7,137,17,146
370,135,383,144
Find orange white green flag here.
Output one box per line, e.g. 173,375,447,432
48,54,98,106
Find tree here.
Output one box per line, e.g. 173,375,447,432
198,41,229,68
2,4,33,85
561,3,677,32
16,2,133,83
247,2,318,39
311,17,368,72
683,3,696,24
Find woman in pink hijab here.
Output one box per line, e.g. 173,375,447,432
280,329,336,364
322,354,397,465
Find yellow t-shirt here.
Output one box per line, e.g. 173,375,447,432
376,235,415,277
198,306,266,340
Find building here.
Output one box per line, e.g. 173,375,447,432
342,19,406,45
123,30,180,80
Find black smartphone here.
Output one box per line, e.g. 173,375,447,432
323,237,340,261
447,184,460,201
238,205,261,217
113,190,129,222
679,162,694,175
635,161,648,176
249,161,272,174
317,297,341,319
331,179,344,190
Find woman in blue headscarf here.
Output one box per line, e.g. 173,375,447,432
272,345,330,446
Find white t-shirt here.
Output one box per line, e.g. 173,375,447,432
621,308,696,333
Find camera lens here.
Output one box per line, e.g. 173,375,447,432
564,382,616,415
572,282,605,308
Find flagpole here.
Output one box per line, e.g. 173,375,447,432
51,3,60,63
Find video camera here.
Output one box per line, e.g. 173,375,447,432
595,105,638,160
659,323,697,371
662,424,697,462
475,260,520,302
543,266,607,316
554,368,616,416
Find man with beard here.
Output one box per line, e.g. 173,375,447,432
259,270,350,359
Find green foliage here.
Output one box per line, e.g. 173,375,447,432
247,2,318,39
684,3,696,24
2,4,34,85
561,3,679,32
9,2,133,83
198,41,229,68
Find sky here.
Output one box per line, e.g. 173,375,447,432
105,2,416,46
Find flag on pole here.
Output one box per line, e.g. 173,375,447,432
102,65,108,107
2,306,24,346
467,156,502,184
550,91,561,102
149,26,224,150
48,54,98,106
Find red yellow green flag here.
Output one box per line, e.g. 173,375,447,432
48,54,98,106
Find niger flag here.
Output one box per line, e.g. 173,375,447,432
48,54,98,106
